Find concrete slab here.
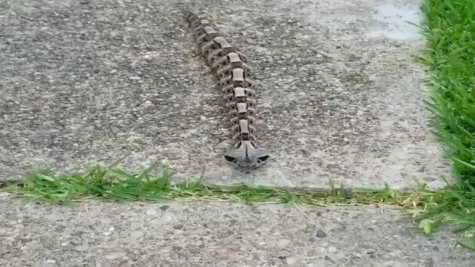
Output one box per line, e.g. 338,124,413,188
1,197,473,267
0,0,449,189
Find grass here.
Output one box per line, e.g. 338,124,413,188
1,0,475,254
413,0,475,251
419,0,475,188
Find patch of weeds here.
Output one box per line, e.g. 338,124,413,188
0,165,408,206
412,0,475,251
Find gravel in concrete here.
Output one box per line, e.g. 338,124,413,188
0,0,448,189
1,196,474,267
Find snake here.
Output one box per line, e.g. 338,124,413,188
182,10,270,170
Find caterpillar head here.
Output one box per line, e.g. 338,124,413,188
224,141,270,170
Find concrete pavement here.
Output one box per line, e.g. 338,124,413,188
0,0,447,190
1,196,474,267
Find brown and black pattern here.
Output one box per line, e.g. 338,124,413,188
182,10,270,170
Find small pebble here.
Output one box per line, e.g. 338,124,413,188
316,229,327,238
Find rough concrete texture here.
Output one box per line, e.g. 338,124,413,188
0,0,449,189
1,196,474,267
